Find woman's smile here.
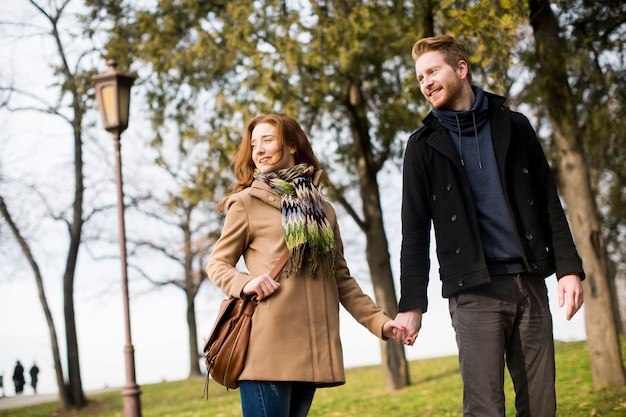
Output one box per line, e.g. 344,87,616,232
251,122,296,172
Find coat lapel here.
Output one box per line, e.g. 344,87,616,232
490,105,511,181
423,116,465,171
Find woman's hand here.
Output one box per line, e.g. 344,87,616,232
394,309,423,346
242,274,281,301
382,320,408,344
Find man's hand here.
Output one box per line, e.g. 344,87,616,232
558,274,584,321
394,309,423,346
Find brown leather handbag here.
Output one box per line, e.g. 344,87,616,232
202,249,289,394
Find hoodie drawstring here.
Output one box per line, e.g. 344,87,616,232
472,112,483,169
454,113,483,169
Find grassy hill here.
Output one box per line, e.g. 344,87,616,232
2,339,625,416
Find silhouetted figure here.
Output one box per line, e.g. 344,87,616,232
12,361,25,395
29,362,40,394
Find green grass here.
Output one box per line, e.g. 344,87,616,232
2,339,625,417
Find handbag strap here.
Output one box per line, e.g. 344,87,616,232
269,248,290,279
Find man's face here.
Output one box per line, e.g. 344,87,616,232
415,50,469,111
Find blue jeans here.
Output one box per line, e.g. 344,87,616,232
239,381,317,417
449,274,555,417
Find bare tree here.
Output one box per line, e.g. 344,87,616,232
0,196,71,406
125,145,227,377
0,0,104,408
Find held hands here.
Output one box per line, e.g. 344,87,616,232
383,320,409,345
558,274,584,321
393,309,423,346
242,274,280,301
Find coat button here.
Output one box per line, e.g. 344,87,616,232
531,263,538,270
432,194,437,201
455,248,461,255
525,233,534,240
269,196,276,202
522,168,529,174
446,184,452,191
528,199,534,206
451,215,457,222
457,279,464,287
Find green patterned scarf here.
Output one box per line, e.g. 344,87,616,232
255,164,336,278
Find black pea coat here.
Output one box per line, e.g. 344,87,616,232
399,92,584,313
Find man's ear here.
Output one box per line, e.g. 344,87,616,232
457,59,470,80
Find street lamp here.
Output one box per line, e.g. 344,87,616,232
92,60,142,417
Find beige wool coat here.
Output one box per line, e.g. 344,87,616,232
206,179,391,387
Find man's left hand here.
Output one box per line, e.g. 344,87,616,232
558,274,584,320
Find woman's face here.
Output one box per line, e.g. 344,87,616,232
251,122,296,173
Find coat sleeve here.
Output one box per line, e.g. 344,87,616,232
205,194,254,298
329,204,391,340
399,134,432,312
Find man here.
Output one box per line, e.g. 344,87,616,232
12,360,25,395
29,362,40,394
395,35,584,417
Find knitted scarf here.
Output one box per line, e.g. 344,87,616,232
255,164,336,279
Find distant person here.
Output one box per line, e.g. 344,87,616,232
206,112,408,417
29,362,40,394
395,35,585,416
12,360,25,395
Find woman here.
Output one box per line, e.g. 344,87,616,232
206,113,406,417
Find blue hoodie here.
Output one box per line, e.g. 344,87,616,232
432,87,525,275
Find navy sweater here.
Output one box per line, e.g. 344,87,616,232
433,87,524,275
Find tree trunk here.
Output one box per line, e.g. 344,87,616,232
62,109,86,407
187,290,202,377
421,0,436,38
183,208,203,377
528,0,626,388
345,81,410,390
0,197,71,410
361,179,410,390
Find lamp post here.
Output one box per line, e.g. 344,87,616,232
92,60,142,417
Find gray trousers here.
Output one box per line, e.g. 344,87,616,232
449,274,556,417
